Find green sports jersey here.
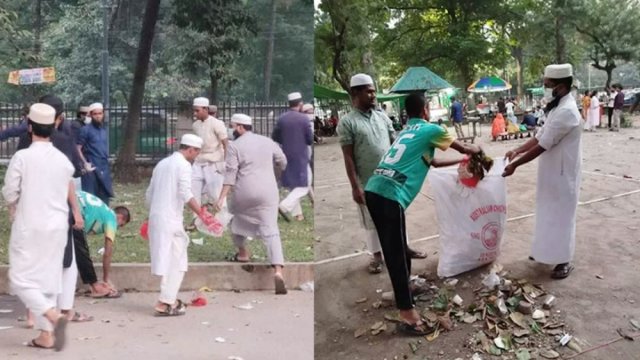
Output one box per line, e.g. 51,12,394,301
365,118,454,209
76,190,117,241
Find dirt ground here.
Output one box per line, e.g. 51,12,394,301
0,290,313,360
314,117,640,360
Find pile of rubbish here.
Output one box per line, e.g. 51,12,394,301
357,264,589,359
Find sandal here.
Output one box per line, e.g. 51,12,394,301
226,253,250,263
278,208,291,223
91,289,121,299
28,339,53,349
154,300,187,317
274,275,288,295
551,263,574,279
53,316,68,351
408,249,428,259
396,319,435,336
368,258,383,274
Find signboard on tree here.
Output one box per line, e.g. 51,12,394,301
7,67,56,85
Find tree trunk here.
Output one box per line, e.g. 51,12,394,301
605,67,613,89
114,0,161,183
512,47,524,100
554,1,565,63
210,73,219,103
263,0,277,101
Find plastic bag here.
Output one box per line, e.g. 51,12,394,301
194,207,233,237
429,158,507,277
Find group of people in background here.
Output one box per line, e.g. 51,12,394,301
1,91,313,350
582,84,625,132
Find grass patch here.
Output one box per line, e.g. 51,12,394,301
0,166,313,264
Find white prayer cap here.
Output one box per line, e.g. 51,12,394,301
180,134,203,149
28,103,56,125
193,97,209,107
544,64,573,79
79,106,90,113
350,73,374,88
302,103,314,112
287,92,302,101
88,102,103,113
230,113,252,126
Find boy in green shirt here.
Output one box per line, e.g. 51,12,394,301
364,93,481,336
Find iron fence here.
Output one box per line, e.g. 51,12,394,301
0,101,288,160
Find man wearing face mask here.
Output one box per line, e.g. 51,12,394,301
502,64,582,279
272,92,313,222
77,103,114,205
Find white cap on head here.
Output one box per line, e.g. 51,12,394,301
193,97,209,107
287,92,302,101
88,102,103,113
180,134,203,149
544,64,573,79
350,73,374,88
302,103,314,112
230,113,252,126
29,103,56,125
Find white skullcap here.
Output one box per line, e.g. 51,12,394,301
544,64,573,79
180,134,203,149
230,113,252,126
88,102,103,113
302,103,314,112
287,92,302,101
350,73,374,88
193,97,209,107
28,103,56,125
79,106,90,113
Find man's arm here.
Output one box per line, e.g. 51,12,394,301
271,120,282,144
340,145,364,204
0,121,28,142
67,181,84,230
429,157,463,168
102,236,114,284
449,140,481,155
502,145,545,177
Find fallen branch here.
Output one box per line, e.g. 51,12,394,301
564,332,640,359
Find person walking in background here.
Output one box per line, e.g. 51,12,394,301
450,96,464,139
605,87,615,129
77,103,113,205
581,90,590,122
273,92,313,222
585,90,600,131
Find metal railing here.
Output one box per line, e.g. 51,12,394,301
0,101,288,160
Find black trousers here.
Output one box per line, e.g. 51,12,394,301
365,191,414,310
607,107,613,128
74,228,98,285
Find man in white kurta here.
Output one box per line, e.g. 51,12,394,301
2,103,79,350
146,134,213,316
191,97,228,207
215,114,289,295
503,63,582,279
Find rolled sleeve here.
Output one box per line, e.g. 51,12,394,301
336,118,353,146
224,143,239,186
2,153,23,204
178,161,194,203
536,111,575,151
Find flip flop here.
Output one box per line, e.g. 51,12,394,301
278,207,291,223
408,250,428,259
53,316,68,351
396,320,435,336
92,289,121,299
368,258,383,274
274,275,288,295
226,253,250,263
154,300,187,317
28,339,53,349
551,263,574,279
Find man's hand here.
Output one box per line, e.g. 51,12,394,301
84,162,96,172
502,163,517,177
199,207,216,226
73,211,84,230
466,144,482,155
8,204,16,223
505,150,519,162
352,186,365,205
214,199,225,213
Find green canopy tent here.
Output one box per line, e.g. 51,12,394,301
390,67,454,93
313,83,407,115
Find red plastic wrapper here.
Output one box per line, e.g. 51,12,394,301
139,220,149,241
190,291,207,307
